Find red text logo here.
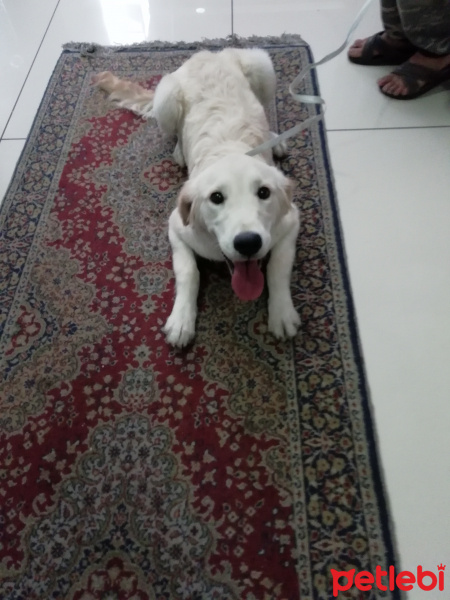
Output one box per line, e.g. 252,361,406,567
331,564,446,596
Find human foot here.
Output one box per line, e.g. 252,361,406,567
378,52,450,99
348,31,416,66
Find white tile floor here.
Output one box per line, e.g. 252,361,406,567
1,0,449,595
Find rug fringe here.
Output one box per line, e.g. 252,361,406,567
63,34,307,57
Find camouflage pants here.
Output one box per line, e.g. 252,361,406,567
382,0,450,54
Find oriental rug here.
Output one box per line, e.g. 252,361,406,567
0,37,399,600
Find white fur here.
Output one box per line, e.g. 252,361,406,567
94,48,300,347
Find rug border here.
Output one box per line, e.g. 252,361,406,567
0,50,66,218
61,33,309,56
304,45,402,597
0,34,401,598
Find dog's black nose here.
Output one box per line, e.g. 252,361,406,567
233,232,262,257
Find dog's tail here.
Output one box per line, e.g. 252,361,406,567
92,71,154,118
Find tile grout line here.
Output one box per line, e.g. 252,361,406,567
1,121,449,141
231,0,234,36
326,125,450,132
0,0,62,141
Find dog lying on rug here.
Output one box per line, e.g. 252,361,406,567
94,48,300,347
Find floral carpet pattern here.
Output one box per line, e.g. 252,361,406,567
0,38,398,599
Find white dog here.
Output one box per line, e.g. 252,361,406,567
94,48,300,347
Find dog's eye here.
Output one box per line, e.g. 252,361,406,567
257,186,271,200
209,192,225,205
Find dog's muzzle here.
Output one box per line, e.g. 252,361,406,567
222,231,265,302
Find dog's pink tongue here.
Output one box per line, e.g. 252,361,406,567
232,260,264,301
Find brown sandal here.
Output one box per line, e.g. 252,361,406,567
379,60,450,100
348,31,416,66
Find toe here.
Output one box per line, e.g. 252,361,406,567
378,73,409,97
351,38,365,49
348,38,366,58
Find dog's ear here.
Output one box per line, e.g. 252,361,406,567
177,182,194,226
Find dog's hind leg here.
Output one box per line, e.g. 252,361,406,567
93,72,154,118
233,49,286,158
233,48,277,107
153,73,186,166
173,140,186,168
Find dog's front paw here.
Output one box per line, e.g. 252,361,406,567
163,312,196,348
268,301,301,339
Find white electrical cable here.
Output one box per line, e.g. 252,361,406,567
247,0,375,157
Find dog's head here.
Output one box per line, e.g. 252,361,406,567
177,154,295,301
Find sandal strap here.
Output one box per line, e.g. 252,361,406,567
360,32,383,61
391,61,450,94
362,31,414,62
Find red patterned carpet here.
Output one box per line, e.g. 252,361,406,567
0,38,398,600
